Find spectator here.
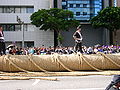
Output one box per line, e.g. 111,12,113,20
0,25,6,55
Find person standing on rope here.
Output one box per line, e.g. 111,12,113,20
105,75,120,90
0,25,6,55
73,25,83,53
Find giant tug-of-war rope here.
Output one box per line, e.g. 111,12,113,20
0,52,120,80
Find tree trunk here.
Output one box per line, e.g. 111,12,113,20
57,33,62,46
54,30,58,48
57,31,64,47
110,30,118,45
109,30,113,45
114,30,118,45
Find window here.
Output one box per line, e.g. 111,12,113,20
2,7,15,13
1,25,20,31
69,4,73,8
26,7,34,13
2,25,6,31
15,25,21,31
25,41,34,47
9,25,15,31
83,12,87,15
1,24,29,31
0,6,34,13
76,4,80,8
21,7,26,13
76,12,80,16
62,5,67,9
15,7,21,13
83,4,87,8
8,7,15,13
3,7,13,13
6,25,15,31
0,8,2,13
24,24,27,31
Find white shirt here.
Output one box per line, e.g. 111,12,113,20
0,31,4,40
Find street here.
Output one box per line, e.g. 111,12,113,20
0,75,112,90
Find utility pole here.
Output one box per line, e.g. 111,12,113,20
16,16,24,48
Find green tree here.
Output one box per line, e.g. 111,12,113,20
90,7,120,45
30,8,80,46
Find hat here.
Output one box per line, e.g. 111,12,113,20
112,75,120,85
77,25,81,29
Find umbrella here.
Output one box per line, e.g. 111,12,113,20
7,44,15,49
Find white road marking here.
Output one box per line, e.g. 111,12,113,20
32,79,40,86
0,81,10,83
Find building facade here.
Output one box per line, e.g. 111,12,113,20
0,0,114,48
0,0,54,48
112,0,120,45
57,0,111,46
116,0,120,6
62,0,102,21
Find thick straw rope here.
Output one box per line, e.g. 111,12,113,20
27,54,48,72
53,54,74,72
3,53,120,78
0,53,120,72
4,55,29,72
78,53,103,72
3,54,49,72
0,76,58,81
97,52,120,68
0,55,6,73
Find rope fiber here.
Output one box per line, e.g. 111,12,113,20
0,53,120,72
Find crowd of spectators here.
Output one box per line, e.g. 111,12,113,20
4,44,120,55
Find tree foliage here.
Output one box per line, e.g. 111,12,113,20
90,7,120,31
30,8,80,45
30,8,79,33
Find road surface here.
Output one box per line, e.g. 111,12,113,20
0,75,113,90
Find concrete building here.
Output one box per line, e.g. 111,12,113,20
0,0,54,48
0,0,115,48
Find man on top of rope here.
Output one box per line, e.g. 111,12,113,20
73,25,83,53
105,75,120,90
0,25,6,55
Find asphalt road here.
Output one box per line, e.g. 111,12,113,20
0,75,113,90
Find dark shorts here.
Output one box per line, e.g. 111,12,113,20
0,41,6,55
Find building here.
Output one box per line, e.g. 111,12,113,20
112,0,120,45
0,0,115,48
116,0,120,6
114,0,117,6
0,0,54,48
62,0,102,21
55,0,111,46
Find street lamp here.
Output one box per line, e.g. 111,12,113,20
16,16,24,48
